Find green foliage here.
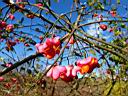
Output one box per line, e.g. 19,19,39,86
117,0,120,4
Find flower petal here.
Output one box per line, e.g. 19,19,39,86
66,65,73,77
46,68,53,77
80,65,89,74
52,66,61,80
72,66,80,77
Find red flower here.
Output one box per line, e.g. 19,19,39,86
93,13,98,17
26,14,35,19
11,78,17,83
46,65,67,80
0,20,7,28
24,43,30,47
36,3,43,8
18,4,25,12
100,24,107,31
35,37,61,59
76,57,99,74
4,83,11,89
69,36,75,44
39,36,43,40
60,65,80,82
46,64,80,82
8,13,15,20
110,11,116,17
109,28,113,32
6,24,14,32
98,14,103,21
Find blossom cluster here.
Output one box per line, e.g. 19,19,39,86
46,57,99,82
0,20,14,32
35,37,61,59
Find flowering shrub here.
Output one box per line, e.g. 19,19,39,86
0,0,127,95
46,57,99,82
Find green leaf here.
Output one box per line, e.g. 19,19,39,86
117,0,120,4
114,30,122,36
83,51,86,57
121,23,126,28
54,0,59,2
98,3,104,10
87,0,94,6
0,57,4,62
103,0,107,5
10,7,16,14
35,0,38,3
14,24,19,28
89,49,96,55
0,8,2,16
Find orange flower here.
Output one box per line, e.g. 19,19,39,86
77,57,99,74
80,65,90,74
110,11,116,17
35,37,61,59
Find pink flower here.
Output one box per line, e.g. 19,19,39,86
8,13,15,20
72,66,81,77
60,65,80,82
39,36,43,40
0,20,7,28
6,24,14,32
109,28,113,32
36,3,43,8
5,63,13,67
76,57,92,67
35,37,61,59
46,65,66,80
65,65,73,77
110,11,116,17
0,39,4,42
16,0,23,3
35,43,44,53
46,64,81,82
11,78,17,83
76,57,99,74
0,77,4,82
65,65,80,77
52,37,61,47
